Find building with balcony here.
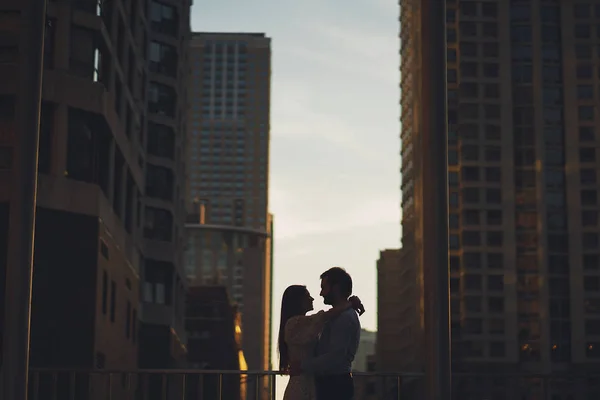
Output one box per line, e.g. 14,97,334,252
400,0,600,398
0,0,190,377
0,0,151,371
138,0,191,370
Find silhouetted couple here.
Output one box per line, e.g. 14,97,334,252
278,267,365,400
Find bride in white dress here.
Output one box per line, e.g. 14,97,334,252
278,285,363,400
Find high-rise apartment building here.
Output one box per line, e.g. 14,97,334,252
185,32,273,396
186,32,271,230
0,0,190,375
139,0,190,369
400,1,600,398
0,0,151,372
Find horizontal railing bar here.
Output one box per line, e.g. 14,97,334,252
28,368,425,377
27,368,600,378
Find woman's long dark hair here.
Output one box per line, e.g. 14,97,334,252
278,285,308,371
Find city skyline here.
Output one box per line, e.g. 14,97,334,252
191,0,400,337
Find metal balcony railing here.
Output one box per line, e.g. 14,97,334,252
25,369,600,400
26,369,423,400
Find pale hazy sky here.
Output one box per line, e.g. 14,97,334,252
191,0,399,385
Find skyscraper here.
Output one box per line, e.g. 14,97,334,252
187,33,271,230
401,0,600,398
0,0,191,377
185,32,273,392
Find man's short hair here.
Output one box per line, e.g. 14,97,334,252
320,267,353,298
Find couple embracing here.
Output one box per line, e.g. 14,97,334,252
278,267,365,400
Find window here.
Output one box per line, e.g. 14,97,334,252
461,42,478,57
463,188,480,203
465,274,482,291
483,63,499,78
574,4,591,19
483,43,498,58
482,23,497,37
487,253,503,269
578,85,594,100
149,41,178,77
581,169,597,184
576,45,592,59
486,188,502,203
460,22,477,36
447,28,457,43
575,24,591,39
450,234,460,249
70,26,100,80
461,1,477,17
462,167,479,181
147,122,175,159
449,213,459,229
144,206,173,241
482,3,497,17
580,126,595,142
460,62,478,77
484,84,499,98
461,145,479,160
464,318,482,334
150,1,178,36
582,210,598,227
146,164,174,201
487,210,502,225
447,48,457,63
485,146,501,161
585,277,600,292
485,167,501,182
577,64,593,79
580,148,596,162
462,231,481,246
488,275,504,291
148,81,176,117
488,297,504,313
465,296,482,312
463,210,480,225
487,231,503,246
450,256,460,271
143,260,173,305
489,319,504,334
489,342,505,358
464,252,481,269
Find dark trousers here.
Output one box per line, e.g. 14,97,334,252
315,374,354,400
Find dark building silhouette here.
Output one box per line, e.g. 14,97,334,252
186,285,247,400
139,0,191,369
0,0,190,381
400,1,600,399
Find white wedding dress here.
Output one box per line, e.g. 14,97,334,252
282,311,328,400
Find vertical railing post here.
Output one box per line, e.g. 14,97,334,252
270,374,276,400
217,373,223,400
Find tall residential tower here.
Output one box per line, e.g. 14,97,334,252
185,32,273,390
400,1,600,398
